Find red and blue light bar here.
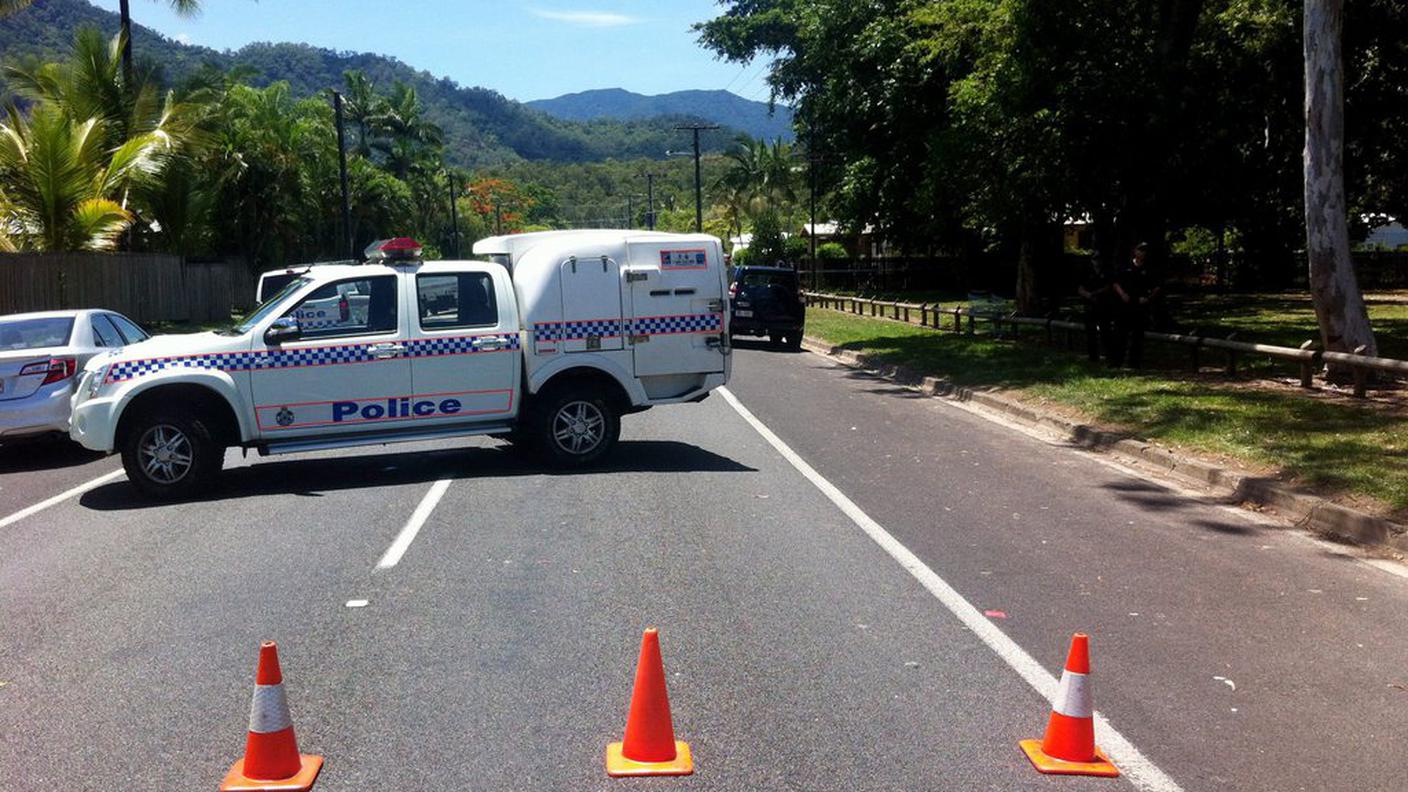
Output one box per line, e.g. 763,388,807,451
364,237,424,262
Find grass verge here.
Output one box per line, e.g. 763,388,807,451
805,309,1408,517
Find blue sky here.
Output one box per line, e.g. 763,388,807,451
89,1,769,102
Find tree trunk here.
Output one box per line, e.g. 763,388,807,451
1014,215,1058,315
119,0,133,77
1304,0,1377,378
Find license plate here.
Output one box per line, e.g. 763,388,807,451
735,310,754,318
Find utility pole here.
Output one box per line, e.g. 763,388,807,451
627,194,635,229
644,173,660,230
448,175,461,258
495,203,503,236
332,91,355,260
809,154,819,269
675,124,720,233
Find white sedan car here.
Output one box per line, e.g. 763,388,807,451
0,310,149,443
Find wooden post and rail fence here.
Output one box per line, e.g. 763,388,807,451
0,252,254,325
802,291,1408,399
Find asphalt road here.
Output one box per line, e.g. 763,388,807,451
1,343,1405,791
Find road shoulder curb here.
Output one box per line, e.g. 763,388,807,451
800,336,1408,557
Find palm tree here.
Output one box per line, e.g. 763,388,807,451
0,104,170,251
341,70,384,157
370,82,443,179
5,29,195,148
716,136,800,220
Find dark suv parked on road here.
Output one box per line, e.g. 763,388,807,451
728,266,805,350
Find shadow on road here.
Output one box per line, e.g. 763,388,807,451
731,338,804,354
78,440,756,511
0,439,107,474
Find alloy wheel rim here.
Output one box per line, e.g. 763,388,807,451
137,424,194,484
552,400,605,455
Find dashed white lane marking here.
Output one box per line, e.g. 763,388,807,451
718,386,1183,792
0,469,125,530
376,478,451,570
345,599,369,608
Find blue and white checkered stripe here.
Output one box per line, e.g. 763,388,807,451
630,313,722,336
534,319,624,343
107,352,260,382
254,342,375,370
407,334,519,358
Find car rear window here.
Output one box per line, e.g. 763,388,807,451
740,271,798,289
0,317,75,350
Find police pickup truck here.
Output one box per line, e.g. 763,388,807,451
70,232,731,498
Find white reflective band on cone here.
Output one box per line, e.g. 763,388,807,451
1052,670,1093,719
248,684,294,734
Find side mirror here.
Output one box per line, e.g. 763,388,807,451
264,316,301,345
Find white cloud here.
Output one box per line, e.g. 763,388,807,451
530,9,641,28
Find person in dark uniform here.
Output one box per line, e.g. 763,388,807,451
1111,243,1159,368
1076,256,1114,364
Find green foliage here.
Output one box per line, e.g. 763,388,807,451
816,241,849,260
0,31,179,252
748,210,788,265
698,0,1408,298
729,245,757,267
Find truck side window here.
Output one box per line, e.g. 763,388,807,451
284,276,398,339
417,273,498,330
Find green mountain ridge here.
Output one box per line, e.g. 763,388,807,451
0,0,743,166
528,88,794,142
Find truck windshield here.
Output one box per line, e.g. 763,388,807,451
222,277,313,335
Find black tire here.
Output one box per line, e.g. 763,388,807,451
528,384,620,467
768,331,784,347
119,408,224,499
786,332,804,351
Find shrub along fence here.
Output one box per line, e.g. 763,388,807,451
0,252,254,325
804,291,1408,399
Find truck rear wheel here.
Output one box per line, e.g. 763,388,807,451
120,408,224,499
530,385,620,467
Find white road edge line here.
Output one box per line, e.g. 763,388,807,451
376,478,451,570
718,386,1183,792
0,469,126,530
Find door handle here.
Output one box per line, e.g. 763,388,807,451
369,343,405,359
475,338,507,351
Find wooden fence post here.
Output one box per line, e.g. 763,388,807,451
1190,334,1202,373
1299,340,1316,388
1225,333,1238,376
1353,345,1368,398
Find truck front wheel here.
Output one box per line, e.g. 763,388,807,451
529,385,620,467
120,408,224,499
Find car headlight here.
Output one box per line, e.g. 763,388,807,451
86,362,111,398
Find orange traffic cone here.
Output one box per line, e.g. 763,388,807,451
221,641,325,791
1019,633,1119,777
606,628,693,777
